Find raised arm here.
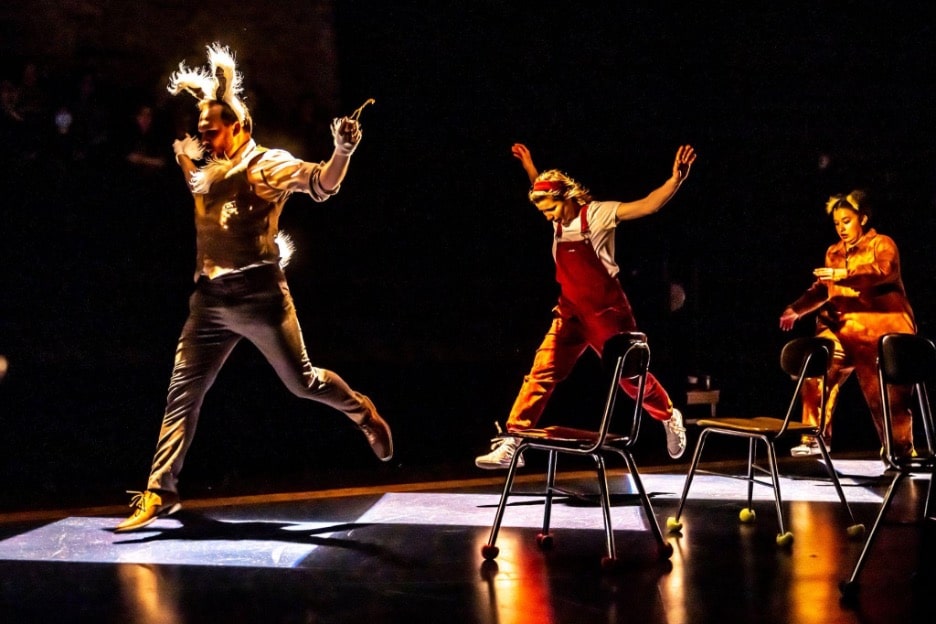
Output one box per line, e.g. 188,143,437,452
319,117,362,192
511,143,539,184
615,144,696,221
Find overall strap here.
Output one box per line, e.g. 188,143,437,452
555,204,590,238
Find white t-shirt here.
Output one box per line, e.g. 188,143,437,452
552,201,621,277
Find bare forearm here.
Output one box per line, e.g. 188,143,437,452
642,175,682,212
616,175,682,220
616,145,695,220
319,151,351,192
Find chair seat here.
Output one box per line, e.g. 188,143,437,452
695,416,818,435
515,426,627,445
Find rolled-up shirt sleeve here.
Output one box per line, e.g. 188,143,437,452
789,281,830,316
252,148,339,202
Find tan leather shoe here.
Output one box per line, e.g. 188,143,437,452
356,394,393,461
114,490,181,532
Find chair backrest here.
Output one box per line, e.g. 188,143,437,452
603,332,650,378
778,336,834,434
600,332,651,445
878,333,936,385
878,333,936,464
780,336,834,378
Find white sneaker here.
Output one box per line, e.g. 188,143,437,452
665,408,687,459
791,441,823,456
475,435,524,470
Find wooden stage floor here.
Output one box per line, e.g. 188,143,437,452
0,454,931,623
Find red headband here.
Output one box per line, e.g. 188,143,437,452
533,180,564,192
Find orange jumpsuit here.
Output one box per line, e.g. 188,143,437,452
786,228,916,455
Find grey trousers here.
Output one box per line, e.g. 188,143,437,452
147,264,368,494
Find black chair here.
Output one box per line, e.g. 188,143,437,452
840,332,936,598
480,332,672,570
666,337,865,546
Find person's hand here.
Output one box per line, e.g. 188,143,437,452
813,267,846,282
331,117,362,156
173,134,204,163
511,142,532,164
673,144,697,181
511,143,538,182
779,307,799,331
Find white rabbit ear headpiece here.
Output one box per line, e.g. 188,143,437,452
168,43,250,127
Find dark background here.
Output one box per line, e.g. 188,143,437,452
2,1,936,511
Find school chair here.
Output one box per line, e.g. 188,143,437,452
665,336,865,546
840,332,936,599
480,332,673,570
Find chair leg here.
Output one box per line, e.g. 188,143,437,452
925,470,935,520
745,438,756,511
481,444,526,560
538,450,558,547
621,450,672,560
733,438,759,525
764,441,790,542
815,438,863,532
672,428,711,522
842,472,906,593
594,453,617,562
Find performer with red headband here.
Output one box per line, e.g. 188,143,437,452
476,142,697,469
115,44,392,532
779,190,916,463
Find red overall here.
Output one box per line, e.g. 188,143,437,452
506,205,674,431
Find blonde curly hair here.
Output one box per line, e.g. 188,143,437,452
529,169,593,205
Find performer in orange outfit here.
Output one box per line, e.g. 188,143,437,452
779,191,916,462
476,143,696,469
